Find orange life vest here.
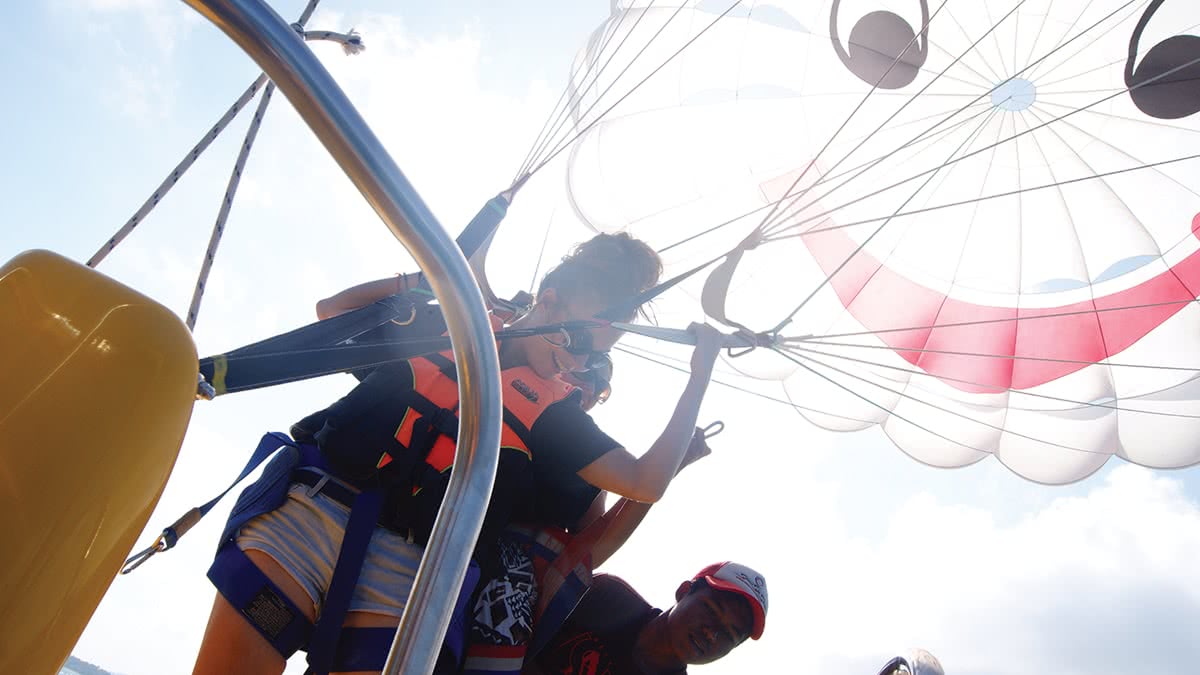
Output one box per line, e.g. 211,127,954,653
376,349,578,491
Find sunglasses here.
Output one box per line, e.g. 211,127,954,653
588,371,612,405
541,327,612,371
565,368,612,405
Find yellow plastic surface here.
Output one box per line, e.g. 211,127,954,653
0,250,198,674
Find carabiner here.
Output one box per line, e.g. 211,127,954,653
700,420,725,439
121,535,167,575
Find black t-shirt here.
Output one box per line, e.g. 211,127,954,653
291,358,620,542
517,389,617,530
531,575,675,675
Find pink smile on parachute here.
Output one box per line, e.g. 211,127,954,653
763,173,1200,395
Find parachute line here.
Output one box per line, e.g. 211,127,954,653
778,348,1113,459
614,344,878,424
761,50,1200,262
772,348,997,457
769,153,1200,240
770,104,1005,332
754,0,955,237
514,0,656,182
758,0,1145,245
786,298,1200,344
788,342,1200,419
657,100,997,255
525,1,747,180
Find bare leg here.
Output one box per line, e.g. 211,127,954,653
192,549,317,675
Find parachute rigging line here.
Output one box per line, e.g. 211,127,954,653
1029,102,1200,203
775,347,1112,460
759,0,1023,239
761,49,1200,254
771,348,999,458
1021,102,1200,331
528,208,557,293
650,1,1127,265
754,0,954,239
653,100,997,255
615,344,878,425
758,0,1145,242
523,0,747,181
769,152,1200,241
771,102,1006,334
762,50,1200,337
513,0,657,184
785,297,1200,344
782,342,1200,420
1024,0,1139,84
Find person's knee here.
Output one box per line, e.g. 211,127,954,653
193,593,287,675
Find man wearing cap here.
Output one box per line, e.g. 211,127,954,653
524,561,767,674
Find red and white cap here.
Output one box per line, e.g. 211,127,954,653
690,561,768,640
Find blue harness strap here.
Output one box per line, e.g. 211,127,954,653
208,544,314,657
123,432,300,573
206,433,317,657
327,560,481,674
304,488,384,675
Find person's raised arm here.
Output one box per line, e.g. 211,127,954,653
587,428,711,567
314,271,425,320
576,324,721,503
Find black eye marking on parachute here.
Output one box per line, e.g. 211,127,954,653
830,0,929,90
1125,0,1200,119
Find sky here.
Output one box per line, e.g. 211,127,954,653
4,1,1200,674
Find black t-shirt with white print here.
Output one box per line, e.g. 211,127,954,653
532,575,681,675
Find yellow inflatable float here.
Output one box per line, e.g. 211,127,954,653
0,250,197,674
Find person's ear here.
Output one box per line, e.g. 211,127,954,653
675,580,693,602
536,287,561,314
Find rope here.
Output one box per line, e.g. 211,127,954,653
85,73,269,268
185,81,276,330
86,4,360,269
300,28,365,55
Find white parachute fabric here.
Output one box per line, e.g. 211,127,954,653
563,0,1200,484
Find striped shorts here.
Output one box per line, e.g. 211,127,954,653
236,475,424,618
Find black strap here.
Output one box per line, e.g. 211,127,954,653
424,352,458,381
501,407,532,448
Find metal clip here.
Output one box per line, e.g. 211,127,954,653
121,534,168,575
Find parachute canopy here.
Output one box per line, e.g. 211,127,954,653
559,0,1200,484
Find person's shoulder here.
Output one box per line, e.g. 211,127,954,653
576,574,651,624
545,387,585,410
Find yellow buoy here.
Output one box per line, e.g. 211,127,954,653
0,250,198,674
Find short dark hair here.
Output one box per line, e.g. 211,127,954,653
538,232,662,321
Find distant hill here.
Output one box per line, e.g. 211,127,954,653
60,655,120,675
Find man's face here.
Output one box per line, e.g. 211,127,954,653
664,583,754,665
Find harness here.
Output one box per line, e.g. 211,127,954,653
205,345,575,675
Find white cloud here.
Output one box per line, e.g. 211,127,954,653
624,463,1200,675
56,0,198,121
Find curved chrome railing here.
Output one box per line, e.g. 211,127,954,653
182,1,504,673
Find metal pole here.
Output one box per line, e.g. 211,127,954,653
179,2,503,673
